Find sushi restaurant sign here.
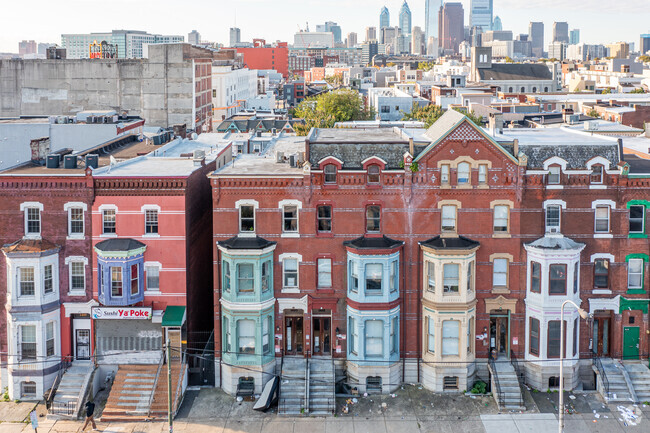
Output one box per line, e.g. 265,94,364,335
91,307,152,320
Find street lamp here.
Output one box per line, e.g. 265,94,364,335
558,299,590,433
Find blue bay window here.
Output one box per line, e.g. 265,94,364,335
94,238,146,306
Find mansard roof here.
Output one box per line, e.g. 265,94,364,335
1,238,60,255
217,235,277,250
95,238,146,252
343,235,404,250
419,235,480,251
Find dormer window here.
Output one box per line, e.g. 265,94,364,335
324,164,337,184
367,165,380,184
457,162,470,185
548,166,561,185
590,165,603,184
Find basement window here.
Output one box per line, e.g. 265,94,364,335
443,376,459,390
366,376,382,394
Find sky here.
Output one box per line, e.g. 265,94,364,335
2,0,649,53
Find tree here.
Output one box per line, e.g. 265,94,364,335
504,56,515,64
455,109,484,126
401,103,444,128
638,55,650,63
601,88,612,94
630,88,646,94
292,89,375,135
417,61,436,71
587,108,599,118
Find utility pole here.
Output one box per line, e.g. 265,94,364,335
167,342,173,433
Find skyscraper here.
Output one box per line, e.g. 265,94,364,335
570,29,580,45
529,22,544,58
411,26,424,55
229,28,241,47
439,2,464,54
492,16,502,32
365,27,377,42
188,30,201,45
641,34,650,55
470,0,493,31
347,32,358,48
424,0,438,47
18,40,36,55
552,22,569,43
380,6,390,30
316,22,342,43
399,1,412,36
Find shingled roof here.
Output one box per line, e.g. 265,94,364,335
478,63,552,81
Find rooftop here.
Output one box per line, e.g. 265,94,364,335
478,64,552,81
212,135,305,176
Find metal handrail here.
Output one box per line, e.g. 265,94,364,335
488,353,505,409
145,350,165,416
173,353,187,414
304,358,310,414
509,351,525,408
592,355,609,396
46,356,72,413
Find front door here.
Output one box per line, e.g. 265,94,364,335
489,314,509,358
285,316,304,355
75,329,91,360
313,317,331,356
623,326,640,360
592,315,611,357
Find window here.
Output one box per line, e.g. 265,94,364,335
349,317,358,354
457,162,470,184
324,165,337,183
549,264,567,295
467,317,474,353
493,205,509,232
20,325,36,360
222,261,231,292
629,205,645,233
262,261,271,292
478,165,487,184
443,376,459,390
390,317,398,354
546,205,561,232
531,262,541,293
43,264,53,294
317,205,332,232
223,317,231,353
594,206,609,233
283,205,298,232
427,317,435,353
318,258,332,287
390,261,398,293
441,165,450,185
627,259,643,289
239,205,255,232
573,262,579,294
547,320,565,358
366,205,381,232
442,320,459,356
130,264,139,296
262,317,270,354
441,205,456,232
443,264,459,293
111,267,123,297
590,165,603,184
238,320,255,354
367,165,380,184
365,320,383,357
427,262,435,292
572,318,578,357
548,166,561,184
102,209,116,234
492,259,508,288
529,317,540,356
381,105,390,113
69,207,84,235
46,321,55,357
238,264,254,292
19,267,35,296
594,259,609,288
145,209,158,234
21,382,37,398
283,259,298,288
25,207,41,235
349,261,359,292
71,261,85,291
467,261,474,292
365,263,383,293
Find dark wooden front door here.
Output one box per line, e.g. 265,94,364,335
313,317,331,356
285,316,303,355
593,315,611,357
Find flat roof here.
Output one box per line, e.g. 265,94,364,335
212,135,305,176
491,127,619,146
309,128,408,144
565,120,643,133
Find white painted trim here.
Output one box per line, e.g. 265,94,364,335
589,253,615,262
98,204,118,212
277,295,308,312
280,233,300,238
543,199,567,209
220,297,276,312
589,185,607,190
63,299,99,317
587,295,620,314
591,200,616,209
317,156,344,166
65,256,88,265
278,253,303,262
20,202,44,212
140,204,162,213
592,289,612,295
361,156,388,165
234,199,259,210
63,202,87,212
545,185,564,190
593,234,613,239
277,199,303,210
542,157,568,171
586,156,612,170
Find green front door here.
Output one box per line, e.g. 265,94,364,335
623,326,640,360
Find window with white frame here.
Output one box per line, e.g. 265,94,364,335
442,320,459,356
130,264,139,296
350,261,359,292
390,261,398,293
457,162,470,184
427,317,435,353
19,267,35,296
283,258,298,288
367,165,380,184
493,205,509,233
594,206,609,233
283,205,298,232
239,205,255,232
317,258,332,288
427,262,435,292
443,263,459,293
548,166,561,184
238,264,254,292
629,205,645,234
68,207,84,236
145,265,160,291
349,317,358,355
390,317,398,354
365,263,383,293
21,382,36,398
111,267,123,297
594,259,609,288
590,165,603,184
478,164,488,184
102,209,116,234
546,205,561,232
223,317,231,353
628,259,643,289
324,164,337,184
25,207,41,236
573,262,579,294
441,205,457,232
262,317,270,354
70,261,85,292
222,261,231,292
20,325,36,360
365,320,383,357
441,164,450,185
492,259,508,289
145,209,159,234
467,261,474,293
46,321,55,357
467,317,474,353
238,320,255,354
43,264,54,294
262,261,271,292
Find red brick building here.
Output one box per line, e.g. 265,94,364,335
235,40,289,78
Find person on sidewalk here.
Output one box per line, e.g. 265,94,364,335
82,400,98,431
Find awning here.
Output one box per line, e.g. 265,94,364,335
161,305,186,327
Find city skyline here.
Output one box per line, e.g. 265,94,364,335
1,0,649,53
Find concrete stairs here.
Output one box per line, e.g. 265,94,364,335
597,358,635,403
489,358,525,411
51,361,94,419
278,358,306,416
308,358,335,416
623,361,650,403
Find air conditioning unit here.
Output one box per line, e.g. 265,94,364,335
547,227,560,234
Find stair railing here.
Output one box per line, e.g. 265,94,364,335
145,350,165,416
509,351,525,409
304,357,310,414
46,355,72,414
592,355,609,397
173,353,188,416
488,352,505,409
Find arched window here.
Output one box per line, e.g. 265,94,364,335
457,162,470,184
532,87,537,93
508,87,513,92
324,164,337,184
544,87,549,92
367,165,380,184
520,87,525,92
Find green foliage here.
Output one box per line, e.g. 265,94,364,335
2,387,9,402
601,88,612,94
470,380,487,394
292,89,375,136
587,108,599,118
454,109,484,126
409,161,419,172
630,88,646,94
417,61,436,71
639,55,650,63
504,56,514,63
401,103,444,128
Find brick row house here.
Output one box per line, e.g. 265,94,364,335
209,110,649,405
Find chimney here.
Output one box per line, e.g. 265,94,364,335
488,113,504,136
562,108,574,122
513,138,519,158
30,137,51,164
409,137,414,156
173,124,187,139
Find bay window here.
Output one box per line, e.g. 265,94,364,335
238,320,255,354
529,317,540,356
238,263,254,292
549,264,567,295
365,320,383,357
20,325,36,360
427,262,435,292
442,320,459,356
531,261,541,293
365,263,383,293
443,264,459,293
427,317,435,353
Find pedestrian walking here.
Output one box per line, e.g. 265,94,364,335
82,400,98,431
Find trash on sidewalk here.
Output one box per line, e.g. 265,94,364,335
569,395,576,400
